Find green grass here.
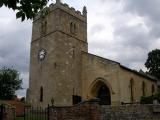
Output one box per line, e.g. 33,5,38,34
16,115,47,120
16,117,24,120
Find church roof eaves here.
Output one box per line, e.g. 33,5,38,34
82,51,157,82
82,51,120,65
120,65,158,82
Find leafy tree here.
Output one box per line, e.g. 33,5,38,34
145,49,160,79
0,67,22,100
0,0,49,21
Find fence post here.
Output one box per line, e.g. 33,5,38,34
47,104,49,120
24,106,25,120
0,104,4,120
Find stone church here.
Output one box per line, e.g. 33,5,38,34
27,0,157,107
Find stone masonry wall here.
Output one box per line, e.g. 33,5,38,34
0,107,15,120
48,99,160,120
101,105,160,120
49,99,100,120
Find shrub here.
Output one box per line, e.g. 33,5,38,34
140,90,160,104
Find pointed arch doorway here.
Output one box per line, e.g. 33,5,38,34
90,80,111,105
97,85,111,105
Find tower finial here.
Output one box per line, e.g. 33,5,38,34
83,6,87,17
56,0,61,4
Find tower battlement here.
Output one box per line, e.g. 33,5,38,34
34,1,87,22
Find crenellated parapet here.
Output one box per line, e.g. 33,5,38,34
33,1,87,22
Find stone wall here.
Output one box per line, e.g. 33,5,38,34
0,107,15,120
1,100,25,116
49,99,100,120
48,99,160,120
81,52,157,106
101,105,160,120
28,0,87,107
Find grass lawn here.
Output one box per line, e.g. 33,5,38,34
16,116,47,120
16,117,24,120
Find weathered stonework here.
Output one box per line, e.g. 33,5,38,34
27,1,157,107
48,99,160,120
0,107,15,120
49,99,100,120
27,1,87,107
81,52,157,105
101,105,160,120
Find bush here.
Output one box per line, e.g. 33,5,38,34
140,96,153,104
140,90,160,104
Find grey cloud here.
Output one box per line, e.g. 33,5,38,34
114,23,151,49
124,0,160,21
0,19,31,72
1,0,160,97
0,7,32,97
90,24,106,36
124,0,160,39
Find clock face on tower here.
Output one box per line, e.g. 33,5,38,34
38,49,46,61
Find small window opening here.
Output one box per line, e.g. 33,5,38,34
130,79,134,102
54,63,57,68
70,22,74,33
74,24,77,33
41,21,47,35
142,81,146,96
72,46,75,59
72,50,75,59
40,86,43,102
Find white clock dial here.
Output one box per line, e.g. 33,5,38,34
38,49,46,61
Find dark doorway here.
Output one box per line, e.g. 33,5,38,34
97,85,111,105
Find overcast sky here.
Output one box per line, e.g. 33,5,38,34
0,0,160,97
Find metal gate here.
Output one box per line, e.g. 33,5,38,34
24,106,49,120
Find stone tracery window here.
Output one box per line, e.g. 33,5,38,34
70,22,77,34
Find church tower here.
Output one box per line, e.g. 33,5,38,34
27,0,87,107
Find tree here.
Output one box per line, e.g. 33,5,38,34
0,0,49,21
145,49,160,79
0,67,22,100
20,97,25,102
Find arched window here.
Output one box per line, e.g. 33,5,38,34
70,22,77,34
142,81,146,96
40,86,43,102
70,22,74,33
130,79,134,102
74,24,77,33
152,84,155,95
